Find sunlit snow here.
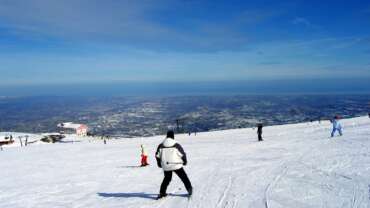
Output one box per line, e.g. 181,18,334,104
1,116,370,207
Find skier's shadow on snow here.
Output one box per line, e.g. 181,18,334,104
97,192,188,200
98,192,157,200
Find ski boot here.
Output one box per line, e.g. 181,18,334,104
156,193,167,200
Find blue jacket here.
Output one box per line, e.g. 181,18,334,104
332,119,342,129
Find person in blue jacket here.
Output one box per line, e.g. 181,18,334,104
331,115,343,137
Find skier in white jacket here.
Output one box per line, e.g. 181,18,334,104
155,130,192,199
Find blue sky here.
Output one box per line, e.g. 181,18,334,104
0,0,370,86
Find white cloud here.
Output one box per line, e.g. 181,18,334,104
292,17,312,27
0,0,168,39
0,0,279,52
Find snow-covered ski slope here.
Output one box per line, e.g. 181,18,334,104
1,116,370,208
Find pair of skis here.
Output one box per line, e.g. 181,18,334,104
156,187,193,200
156,193,192,200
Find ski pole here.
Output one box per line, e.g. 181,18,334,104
166,162,184,165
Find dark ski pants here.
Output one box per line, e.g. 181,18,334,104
258,133,263,141
331,128,342,137
160,168,192,194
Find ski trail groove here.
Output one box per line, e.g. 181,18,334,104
263,144,314,208
216,176,233,208
351,185,357,208
264,165,288,208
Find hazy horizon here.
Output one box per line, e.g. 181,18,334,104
1,78,369,97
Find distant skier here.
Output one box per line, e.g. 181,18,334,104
140,144,149,166
155,130,193,199
257,123,263,141
331,115,343,137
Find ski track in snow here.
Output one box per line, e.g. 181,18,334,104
1,117,370,208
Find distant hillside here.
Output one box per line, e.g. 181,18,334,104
0,95,369,137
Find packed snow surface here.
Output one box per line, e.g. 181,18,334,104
1,117,370,208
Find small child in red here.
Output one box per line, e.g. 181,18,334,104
140,144,149,166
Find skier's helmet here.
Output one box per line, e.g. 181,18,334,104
166,130,175,139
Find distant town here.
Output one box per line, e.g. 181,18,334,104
0,94,369,138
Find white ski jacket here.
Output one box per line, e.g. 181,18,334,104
155,138,187,171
